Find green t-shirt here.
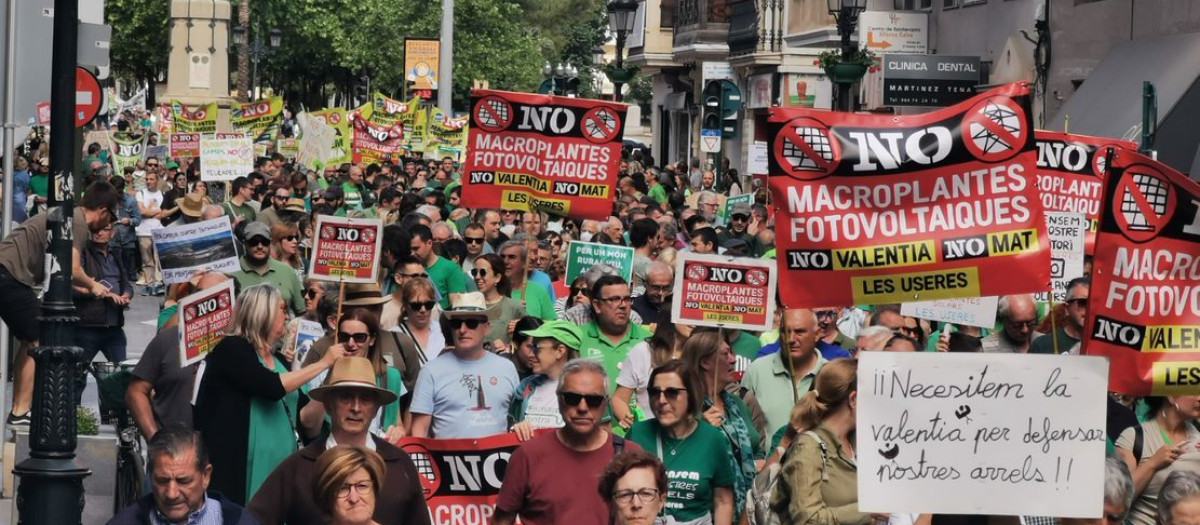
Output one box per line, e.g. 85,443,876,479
223,200,257,224
579,321,652,390
512,281,556,321
648,184,668,205
1029,328,1079,355
342,182,367,211
246,354,298,502
627,419,736,522
29,174,48,198
730,331,762,361
427,256,469,309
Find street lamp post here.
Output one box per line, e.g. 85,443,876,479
540,62,580,96
827,0,867,111
607,0,638,102
232,25,281,100
592,46,606,97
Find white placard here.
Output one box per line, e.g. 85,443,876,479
901,296,999,329
857,352,1108,518
858,11,929,54
701,61,733,83
199,135,254,181
748,141,769,175
151,216,240,284
1035,211,1086,303
296,112,336,171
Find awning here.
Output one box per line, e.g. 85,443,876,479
1048,32,1200,175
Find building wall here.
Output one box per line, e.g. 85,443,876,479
930,0,1039,75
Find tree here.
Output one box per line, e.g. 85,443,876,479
557,0,608,99
105,0,170,95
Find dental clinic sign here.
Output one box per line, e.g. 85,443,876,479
883,54,981,107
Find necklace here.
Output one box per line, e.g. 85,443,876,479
656,420,698,457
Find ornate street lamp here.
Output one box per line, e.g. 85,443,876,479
606,0,638,102
826,0,868,111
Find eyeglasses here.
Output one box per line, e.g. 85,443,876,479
147,162,159,168
274,194,289,200
814,309,838,319
283,235,298,242
246,238,271,247
1007,320,1039,330
449,318,485,330
599,296,632,305
408,301,436,312
559,391,607,408
337,480,374,499
398,272,428,279
1067,298,1089,307
648,387,687,401
465,237,485,245
304,289,321,299
646,284,672,294
337,332,371,344
613,488,661,505
470,268,489,278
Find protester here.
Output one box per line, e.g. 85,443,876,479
631,261,673,322
744,308,826,437
410,223,469,308
229,222,306,315
1061,455,1135,525
310,445,386,525
982,294,1043,353
1031,277,1090,354
472,253,527,352
379,255,429,330
500,239,556,320
270,222,306,281
388,278,445,389
222,176,258,225
257,183,292,228
495,359,642,525
135,170,166,295
509,316,545,378
597,450,669,525
509,321,582,439
613,308,686,429
72,223,133,404
106,429,260,525
1116,395,1200,525
579,275,652,390
1158,471,1200,525
110,175,142,284
194,284,346,504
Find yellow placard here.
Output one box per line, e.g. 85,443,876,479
850,267,981,304
987,229,1040,257
1151,361,1200,395
832,240,936,270
1142,325,1200,353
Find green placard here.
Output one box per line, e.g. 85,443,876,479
564,241,635,285
722,193,754,223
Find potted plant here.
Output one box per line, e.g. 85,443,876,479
818,49,876,84
603,62,640,85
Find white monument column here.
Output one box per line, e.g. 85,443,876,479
159,0,236,130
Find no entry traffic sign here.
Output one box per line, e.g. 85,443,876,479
75,67,102,128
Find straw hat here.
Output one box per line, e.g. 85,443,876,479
341,281,391,306
283,198,306,213
177,193,205,218
440,292,498,321
309,357,397,404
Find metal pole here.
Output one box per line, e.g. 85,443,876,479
438,0,454,113
614,31,627,102
0,0,19,487
837,10,853,112
14,0,91,520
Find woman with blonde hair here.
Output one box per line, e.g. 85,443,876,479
390,278,445,389
271,222,305,280
313,445,387,525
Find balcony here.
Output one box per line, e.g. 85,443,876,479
727,0,785,67
672,0,731,63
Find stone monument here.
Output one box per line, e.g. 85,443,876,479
158,0,235,130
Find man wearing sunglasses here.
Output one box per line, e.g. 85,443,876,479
256,182,292,229
1030,277,1089,355
495,359,642,525
460,223,487,273
981,294,1043,354
716,201,756,251
229,223,305,316
410,292,519,439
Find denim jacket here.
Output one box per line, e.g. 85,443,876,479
113,193,142,247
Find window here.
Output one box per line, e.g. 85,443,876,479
961,0,986,5
894,0,932,11
943,0,958,9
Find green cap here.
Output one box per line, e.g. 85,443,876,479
165,161,180,169
522,320,583,351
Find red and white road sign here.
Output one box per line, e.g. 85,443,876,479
75,67,102,128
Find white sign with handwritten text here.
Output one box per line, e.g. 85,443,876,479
857,352,1109,518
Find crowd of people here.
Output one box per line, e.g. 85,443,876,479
0,118,1196,525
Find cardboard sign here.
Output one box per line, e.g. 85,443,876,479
311,108,352,166
151,216,240,284
1083,148,1200,396
178,280,236,367
671,252,777,331
748,141,769,175
144,144,169,162
297,112,336,171
1034,212,1086,303
460,90,627,221
309,215,383,283
767,83,1051,307
200,135,254,182
857,352,1108,517
293,320,326,371
398,433,526,524
723,193,754,223
901,296,999,329
169,133,201,158
563,241,634,285
1033,131,1138,254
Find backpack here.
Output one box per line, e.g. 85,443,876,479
747,430,828,525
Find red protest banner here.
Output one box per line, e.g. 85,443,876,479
308,215,383,283
178,280,236,366
460,90,626,221
1034,131,1137,254
1083,148,1200,396
352,118,404,165
169,132,202,158
671,252,777,331
767,83,1051,307
398,433,524,525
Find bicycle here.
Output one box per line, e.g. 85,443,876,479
90,360,145,515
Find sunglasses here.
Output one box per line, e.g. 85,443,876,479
408,301,436,312
1067,298,1088,307
246,237,271,247
814,309,838,319
449,318,484,330
559,391,607,409
398,272,428,279
274,194,289,200
648,387,687,401
465,237,485,245
304,289,321,299
731,214,749,222
337,332,371,344
470,268,489,278
572,287,589,296
283,235,298,242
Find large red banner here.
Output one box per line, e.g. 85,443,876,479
352,118,404,165
1034,131,1138,254
460,90,626,221
1083,148,1200,396
398,433,523,525
767,83,1051,307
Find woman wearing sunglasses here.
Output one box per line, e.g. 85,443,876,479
471,254,527,354
271,223,306,282
554,275,591,319
508,320,581,441
626,360,735,525
393,278,446,365
280,279,334,366
299,309,407,443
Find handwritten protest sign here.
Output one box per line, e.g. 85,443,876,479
858,352,1108,517
768,83,1051,307
293,320,326,371
178,280,236,366
297,112,336,171
563,241,634,285
460,90,627,221
398,433,526,525
151,217,239,284
1034,131,1137,254
199,135,254,182
309,215,383,283
1084,148,1200,396
1035,211,1086,303
311,108,352,166
672,252,776,331
901,296,999,329
169,133,201,158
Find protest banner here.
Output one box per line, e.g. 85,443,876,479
297,112,336,171
1034,211,1086,303
144,144,169,162
857,352,1108,517
352,117,405,165
151,216,239,284
365,92,421,131
460,90,627,221
398,432,526,525
169,133,201,158
170,101,218,134
230,96,284,142
767,83,1051,307
311,108,352,166
1034,131,1137,254
1083,148,1200,396
901,296,999,329
276,138,298,159
671,252,777,331
309,215,383,283
425,108,469,162
408,106,430,153
156,103,174,135
293,320,326,371
111,132,146,174
178,279,236,367
563,241,634,285
200,135,254,182
82,130,112,154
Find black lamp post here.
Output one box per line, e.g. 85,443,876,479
232,25,281,99
607,0,638,102
540,62,581,96
827,0,867,111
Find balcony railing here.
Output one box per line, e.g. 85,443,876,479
728,0,785,57
674,0,731,27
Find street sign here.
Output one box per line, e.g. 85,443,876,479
882,54,980,107
859,11,928,54
74,67,102,127
700,129,721,153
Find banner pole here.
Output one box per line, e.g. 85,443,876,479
1049,293,1060,355
715,324,723,401
780,305,798,406
334,280,345,345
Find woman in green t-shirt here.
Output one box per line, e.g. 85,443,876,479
472,254,527,352
627,360,735,525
